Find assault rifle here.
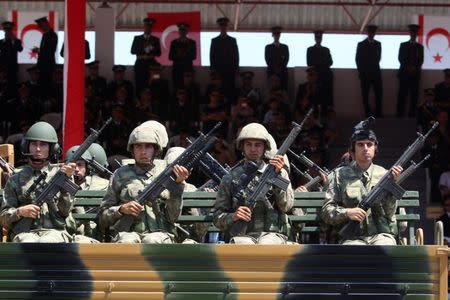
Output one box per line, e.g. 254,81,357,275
339,123,439,240
13,118,112,235
229,108,313,237
291,163,323,191
87,157,113,179
112,123,221,233
0,156,15,175
288,149,329,176
197,152,230,191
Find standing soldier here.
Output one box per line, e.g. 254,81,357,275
265,26,289,90
307,30,333,112
210,17,239,99
356,25,383,117
99,122,190,243
169,22,197,88
0,121,76,242
131,18,161,96
213,123,294,244
0,21,23,96
33,17,58,92
396,24,424,117
321,118,403,245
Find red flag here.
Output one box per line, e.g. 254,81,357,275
63,0,85,155
148,11,201,66
418,14,450,69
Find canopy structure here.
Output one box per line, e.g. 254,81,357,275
1,0,450,33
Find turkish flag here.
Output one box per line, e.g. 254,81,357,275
9,10,58,64
148,11,201,66
418,14,450,69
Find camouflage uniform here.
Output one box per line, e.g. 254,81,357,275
213,160,294,244
80,175,109,191
0,164,73,242
321,161,397,245
99,162,183,243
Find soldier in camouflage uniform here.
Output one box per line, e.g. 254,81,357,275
321,118,403,245
0,122,76,242
213,123,294,244
99,122,189,243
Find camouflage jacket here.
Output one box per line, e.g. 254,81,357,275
321,161,398,240
80,174,109,191
99,162,183,234
213,160,294,236
0,163,73,232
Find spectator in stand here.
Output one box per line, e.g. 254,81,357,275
168,87,199,134
434,69,450,113
209,17,239,100
107,65,134,104
131,17,161,96
236,71,261,110
265,26,289,90
0,21,22,97
201,89,228,138
263,97,282,128
439,163,450,200
396,24,424,117
169,22,197,88
417,88,438,132
265,75,289,110
205,71,228,106
323,109,338,148
50,65,64,113
356,25,383,118
33,17,57,93
85,60,107,99
296,67,326,117
270,114,290,146
5,83,39,132
307,30,333,109
26,66,45,99
168,128,194,149
210,136,236,167
436,194,450,244
145,64,170,121
436,110,450,145
182,70,201,111
101,105,132,157
230,94,255,137
133,88,160,125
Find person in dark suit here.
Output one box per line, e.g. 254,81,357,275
33,17,58,92
396,24,424,117
307,30,333,111
209,17,239,100
0,21,22,97
356,25,383,117
85,61,107,100
265,26,289,90
131,17,161,96
437,194,450,243
60,40,91,60
169,22,197,88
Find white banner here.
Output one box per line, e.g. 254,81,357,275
8,10,58,64
419,14,450,70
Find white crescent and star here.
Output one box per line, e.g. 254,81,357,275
425,27,450,63
161,24,178,49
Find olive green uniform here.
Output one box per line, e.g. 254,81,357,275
0,164,73,242
99,162,184,243
321,161,397,245
213,160,294,244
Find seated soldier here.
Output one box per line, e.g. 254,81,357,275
99,122,189,243
213,123,294,244
0,121,76,242
321,118,402,245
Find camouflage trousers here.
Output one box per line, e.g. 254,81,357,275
112,231,175,244
13,229,72,243
342,233,397,245
230,232,289,244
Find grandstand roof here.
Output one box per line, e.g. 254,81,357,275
1,0,450,33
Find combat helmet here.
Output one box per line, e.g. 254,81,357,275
88,143,108,167
138,120,169,149
350,116,378,149
164,147,185,165
65,145,92,162
127,123,166,152
21,121,61,156
236,123,271,150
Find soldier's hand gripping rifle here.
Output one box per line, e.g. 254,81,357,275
87,157,113,179
13,118,112,235
0,156,15,175
339,123,439,240
229,108,313,237
112,123,221,233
